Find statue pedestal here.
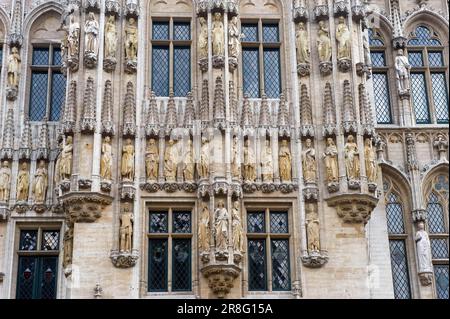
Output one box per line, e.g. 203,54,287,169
110,249,139,268
201,264,241,299
326,193,379,224
301,250,329,268
60,192,113,223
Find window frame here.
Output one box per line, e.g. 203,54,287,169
28,43,64,122
245,206,292,293
241,19,282,99
146,205,194,295
407,25,449,125
150,18,192,97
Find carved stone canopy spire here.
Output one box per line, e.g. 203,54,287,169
277,93,290,135
391,0,407,48
1,107,14,159
359,83,374,136
36,119,49,160
101,80,115,136
229,81,238,126
300,84,314,137
146,91,160,136
80,77,96,133
323,82,337,136
18,119,31,160
213,76,226,128
200,79,209,124
165,91,178,130
406,132,419,172
123,81,136,136
342,80,356,133
241,94,253,129
8,0,23,47
183,92,195,129
259,94,270,128
62,80,77,134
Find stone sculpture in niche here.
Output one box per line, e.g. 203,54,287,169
296,22,310,64
261,140,274,183
232,201,244,254
184,140,195,182
104,15,117,71
214,200,229,255
302,138,317,184
198,17,208,59
16,162,30,202
7,46,21,98
199,137,210,179
33,160,48,204
364,138,377,184
415,221,433,285
279,139,292,182
199,203,211,255
60,136,73,181
0,161,11,202
100,136,113,180
395,49,411,95
243,140,256,183
344,135,360,182
68,15,80,57
323,137,339,187
84,12,99,67
164,139,178,182
228,16,241,58
121,138,135,182
212,12,224,56
231,136,240,180
317,20,332,75
336,16,351,60
306,202,320,252
119,203,134,253
125,18,138,72
145,138,159,181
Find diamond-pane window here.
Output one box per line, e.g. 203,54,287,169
172,239,191,291
370,52,386,67
270,212,288,233
428,52,444,67
173,212,191,233
173,47,191,97
173,22,190,41
248,212,265,233
248,239,267,291
152,46,170,97
0,48,3,68
41,231,60,251
153,21,169,40
427,193,446,234
241,24,258,42
20,230,38,251
149,212,168,233
40,257,58,299
434,265,449,299
52,48,62,66
50,72,65,121
243,48,260,98
16,257,36,299
408,52,424,67
29,72,48,121
411,72,431,124
389,240,411,299
408,26,441,46
271,239,290,291
148,239,168,291
431,239,449,259
263,24,279,43
263,48,281,98
372,73,392,124
368,29,384,46
32,48,49,65
431,73,449,124
386,193,405,234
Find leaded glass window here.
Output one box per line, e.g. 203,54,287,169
372,73,392,124
29,45,65,122
386,193,405,235
16,227,60,299
389,240,412,299
427,193,446,234
411,73,431,124
147,207,193,293
408,25,448,124
247,208,291,292
369,30,393,124
434,265,449,299
242,21,282,98
151,19,191,97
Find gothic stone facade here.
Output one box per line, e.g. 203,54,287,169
0,0,448,299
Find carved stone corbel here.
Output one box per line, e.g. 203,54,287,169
110,249,139,268
201,264,241,299
326,193,379,224
61,192,113,223
301,251,329,268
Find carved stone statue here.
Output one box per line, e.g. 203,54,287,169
231,136,240,179
119,203,134,253
198,137,209,179
336,16,351,60
63,227,73,268
54,140,62,184
317,20,331,63
125,18,138,61
279,139,292,182
416,221,433,274
60,136,73,181
232,201,244,253
184,140,195,182
7,47,21,88
302,139,317,183
33,160,48,204
395,49,411,93
121,138,135,181
214,200,229,253
323,138,339,184
228,16,241,58
68,15,80,57
84,12,99,55
296,22,310,64
261,139,273,182
0,161,11,202
16,162,30,202
199,203,211,254
198,17,208,59
306,203,320,252
212,13,224,56
344,135,360,180
364,138,377,183
145,138,159,181
104,15,117,59
243,140,256,182
164,139,178,182
100,136,112,180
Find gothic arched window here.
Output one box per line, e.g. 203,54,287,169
425,174,449,299
408,25,449,125
384,179,412,299
369,29,393,124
